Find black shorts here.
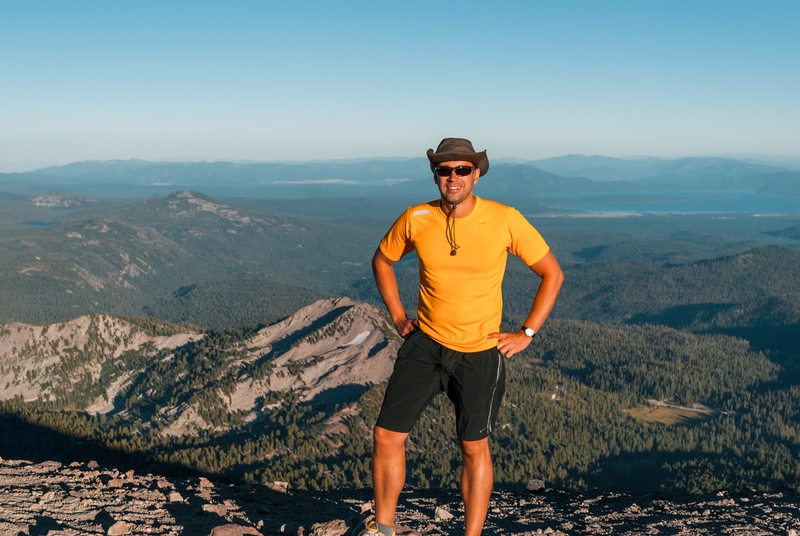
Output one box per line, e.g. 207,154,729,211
376,330,506,441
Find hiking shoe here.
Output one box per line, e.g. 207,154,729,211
358,519,395,536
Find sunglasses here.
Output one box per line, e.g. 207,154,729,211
434,165,477,178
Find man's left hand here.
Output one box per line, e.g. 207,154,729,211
488,331,533,359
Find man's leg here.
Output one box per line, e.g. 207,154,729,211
373,425,409,528
459,437,493,536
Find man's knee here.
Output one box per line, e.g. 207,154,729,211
373,426,408,450
459,437,491,460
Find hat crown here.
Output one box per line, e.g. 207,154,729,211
435,138,477,155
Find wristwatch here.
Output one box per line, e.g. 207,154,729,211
522,326,536,338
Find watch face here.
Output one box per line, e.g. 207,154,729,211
524,327,535,338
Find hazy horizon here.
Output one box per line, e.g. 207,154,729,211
3,152,800,175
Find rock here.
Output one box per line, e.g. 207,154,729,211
266,481,289,493
125,469,135,480
107,521,129,535
40,491,58,502
199,476,215,488
395,527,423,536
280,522,298,533
106,479,124,489
202,503,228,517
526,479,546,492
3,455,800,536
209,524,263,536
310,519,348,535
434,506,454,521
87,460,100,469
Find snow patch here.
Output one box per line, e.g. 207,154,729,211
344,331,370,347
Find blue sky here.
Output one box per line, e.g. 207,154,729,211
1,1,798,170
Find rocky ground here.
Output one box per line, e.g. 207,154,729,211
1,457,799,536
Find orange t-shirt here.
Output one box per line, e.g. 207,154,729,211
379,197,550,352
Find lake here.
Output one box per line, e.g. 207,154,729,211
542,191,800,214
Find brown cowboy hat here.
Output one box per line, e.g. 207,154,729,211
426,138,489,177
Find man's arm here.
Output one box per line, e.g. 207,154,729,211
372,248,419,338
488,250,564,358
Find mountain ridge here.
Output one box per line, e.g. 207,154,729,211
0,298,398,420
3,155,797,198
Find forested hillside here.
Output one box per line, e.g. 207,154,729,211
142,273,331,330
0,191,377,326
546,245,800,323
767,225,800,240
0,218,194,322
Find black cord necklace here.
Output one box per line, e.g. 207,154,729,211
445,202,459,256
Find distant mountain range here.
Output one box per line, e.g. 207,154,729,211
2,155,798,199
529,154,790,182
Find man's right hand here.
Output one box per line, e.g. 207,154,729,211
373,248,418,339
394,316,419,338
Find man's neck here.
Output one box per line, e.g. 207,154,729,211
440,195,477,218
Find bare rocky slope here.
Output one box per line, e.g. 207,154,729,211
2,457,799,536
0,298,399,434
0,314,202,406
158,296,400,437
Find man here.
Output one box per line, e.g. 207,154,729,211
364,138,564,536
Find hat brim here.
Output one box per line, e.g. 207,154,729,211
427,148,489,177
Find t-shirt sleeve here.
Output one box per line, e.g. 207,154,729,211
506,207,550,266
379,209,416,261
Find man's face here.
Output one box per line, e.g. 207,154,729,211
433,160,480,207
